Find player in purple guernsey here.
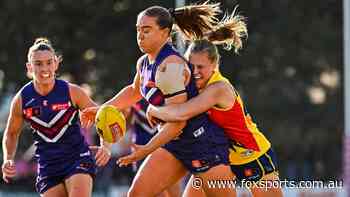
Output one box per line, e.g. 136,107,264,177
81,2,236,197
129,99,182,197
1,38,111,196
131,99,157,148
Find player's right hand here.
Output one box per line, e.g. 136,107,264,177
89,145,111,167
80,106,99,128
117,144,150,167
2,160,16,183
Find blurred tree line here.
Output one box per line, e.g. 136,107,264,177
0,0,342,182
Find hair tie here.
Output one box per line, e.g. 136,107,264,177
168,8,175,18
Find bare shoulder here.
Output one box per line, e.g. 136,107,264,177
68,83,80,92
67,83,96,109
10,91,23,115
67,83,87,99
207,81,235,96
209,80,232,90
158,55,191,87
12,91,22,106
163,55,186,64
159,55,189,73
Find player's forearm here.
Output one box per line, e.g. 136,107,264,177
2,132,18,161
143,121,186,154
150,104,189,122
105,85,142,109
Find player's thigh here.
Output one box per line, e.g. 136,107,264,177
128,148,188,197
41,183,67,197
250,171,283,197
160,178,184,197
197,164,236,197
65,173,93,197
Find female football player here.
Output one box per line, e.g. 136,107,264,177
2,38,111,197
143,9,283,197
129,99,182,197
81,2,236,197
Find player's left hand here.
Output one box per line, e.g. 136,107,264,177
89,145,111,167
116,144,150,167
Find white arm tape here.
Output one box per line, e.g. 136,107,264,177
155,63,186,96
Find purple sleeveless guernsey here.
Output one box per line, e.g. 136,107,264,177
140,43,230,173
20,79,96,194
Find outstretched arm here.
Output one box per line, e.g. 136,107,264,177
70,84,112,167
69,83,97,110
117,55,190,165
2,93,24,183
118,94,187,166
147,81,234,122
139,94,187,152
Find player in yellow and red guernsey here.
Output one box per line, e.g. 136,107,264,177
146,7,283,197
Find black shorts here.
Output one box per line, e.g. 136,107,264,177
35,155,96,194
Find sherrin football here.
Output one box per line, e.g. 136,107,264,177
95,105,126,143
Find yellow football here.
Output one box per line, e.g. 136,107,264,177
95,105,126,143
